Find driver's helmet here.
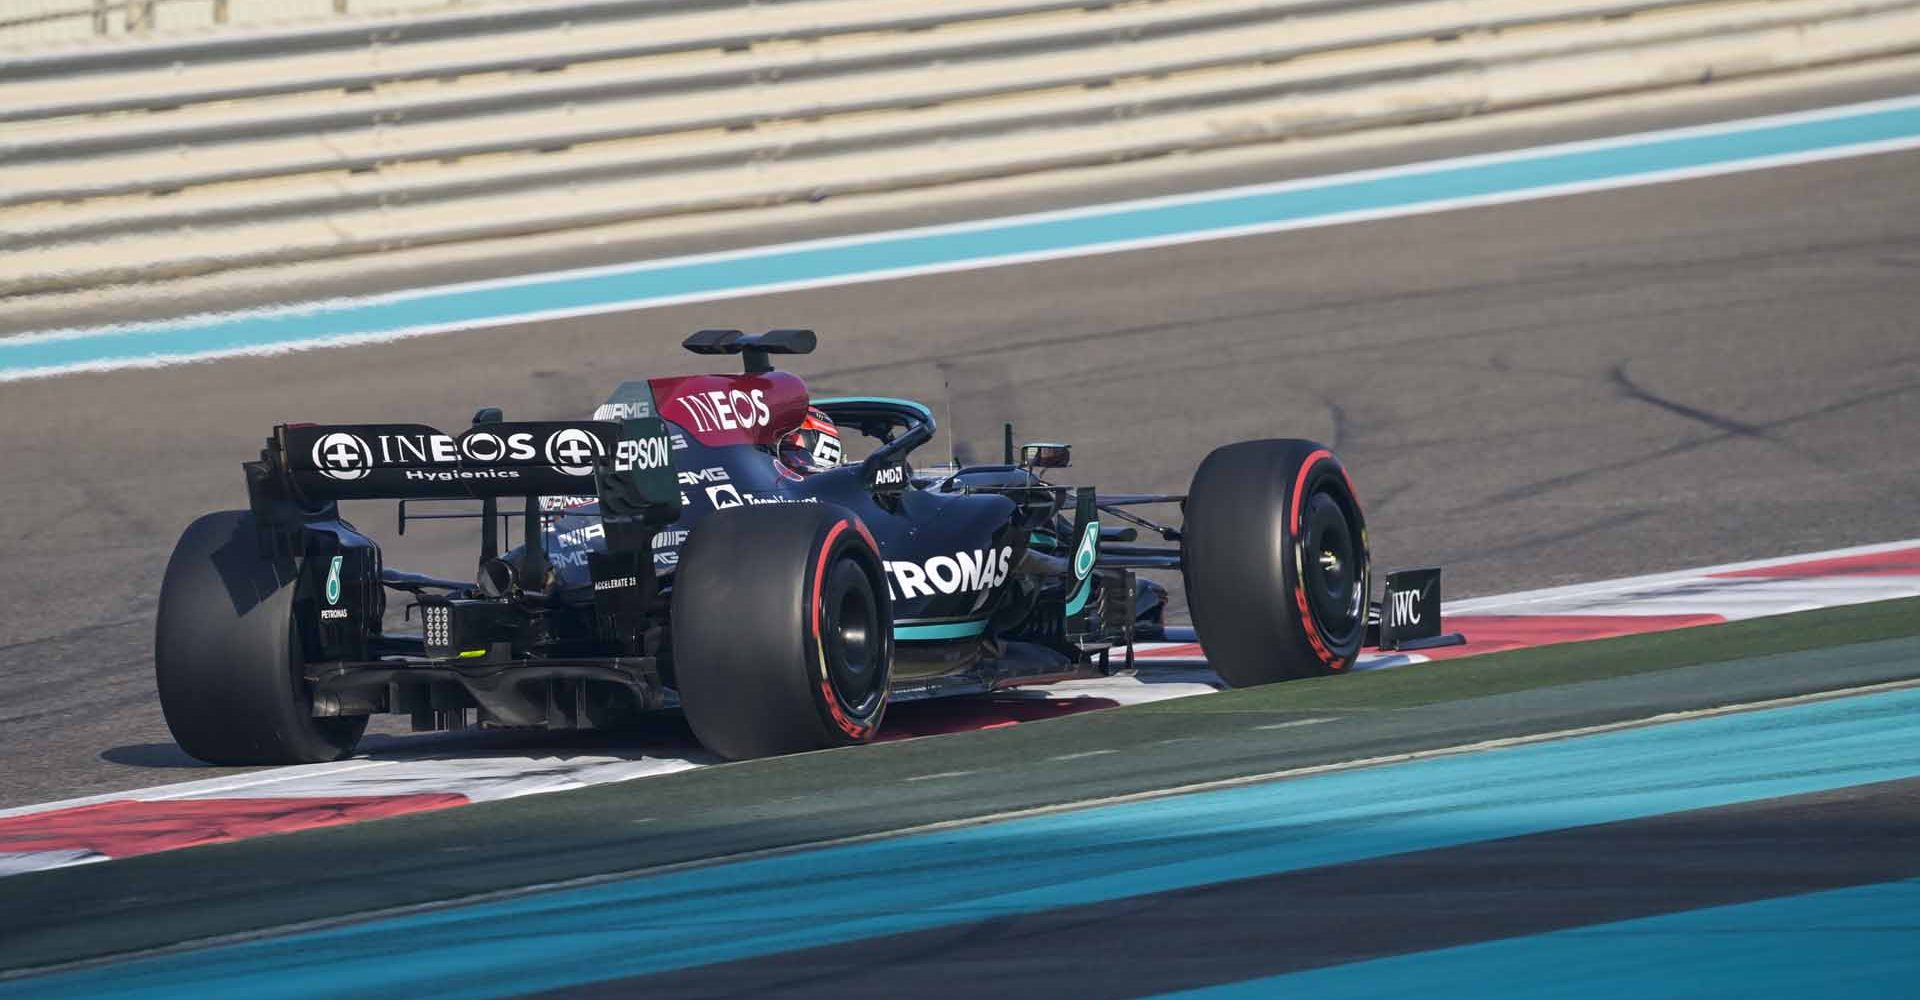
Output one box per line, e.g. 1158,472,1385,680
779,406,843,475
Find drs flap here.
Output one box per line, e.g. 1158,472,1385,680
281,421,625,500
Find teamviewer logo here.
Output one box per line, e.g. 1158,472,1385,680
312,432,373,481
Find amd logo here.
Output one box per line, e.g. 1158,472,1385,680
675,389,771,434
873,464,907,487
884,546,1014,600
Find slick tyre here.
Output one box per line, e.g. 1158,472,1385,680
155,510,367,765
673,503,893,760
1181,440,1370,686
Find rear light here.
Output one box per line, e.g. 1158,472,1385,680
419,597,519,659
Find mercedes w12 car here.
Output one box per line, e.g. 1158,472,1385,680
155,329,1451,763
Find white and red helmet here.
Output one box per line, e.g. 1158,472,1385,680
779,406,843,475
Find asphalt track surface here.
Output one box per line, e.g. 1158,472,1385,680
3,75,1920,815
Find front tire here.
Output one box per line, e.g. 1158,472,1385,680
1181,440,1370,686
672,503,893,760
155,510,367,764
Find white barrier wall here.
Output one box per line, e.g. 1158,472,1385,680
3,0,1918,293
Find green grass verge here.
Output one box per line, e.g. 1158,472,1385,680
1133,595,1920,714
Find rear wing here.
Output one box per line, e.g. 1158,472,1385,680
249,419,680,518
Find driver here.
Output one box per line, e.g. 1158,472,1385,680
779,406,843,475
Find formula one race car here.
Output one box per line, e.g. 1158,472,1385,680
156,330,1448,764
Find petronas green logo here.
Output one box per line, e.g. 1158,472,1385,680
325,556,343,606
1073,521,1099,580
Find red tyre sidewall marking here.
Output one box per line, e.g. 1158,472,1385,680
811,519,876,740
851,518,892,695
1288,450,1343,669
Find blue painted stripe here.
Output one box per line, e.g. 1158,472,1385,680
1151,878,1920,1000
11,685,1919,1000
6,97,1920,380
893,618,990,641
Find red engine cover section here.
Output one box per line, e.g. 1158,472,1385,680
649,371,811,448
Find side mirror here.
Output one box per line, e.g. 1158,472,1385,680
1021,442,1071,469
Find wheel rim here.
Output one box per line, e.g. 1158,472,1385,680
1300,488,1363,643
822,557,884,714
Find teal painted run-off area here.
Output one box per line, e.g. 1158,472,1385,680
5,96,1920,379
11,684,1920,1000
1154,878,1920,1000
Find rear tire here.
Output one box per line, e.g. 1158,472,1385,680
155,510,367,764
1181,440,1370,686
672,503,893,760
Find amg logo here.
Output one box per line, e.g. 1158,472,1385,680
1389,589,1423,627
885,546,1014,600
677,466,730,486
593,400,652,421
555,523,605,548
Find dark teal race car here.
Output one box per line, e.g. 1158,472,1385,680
156,330,1438,764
